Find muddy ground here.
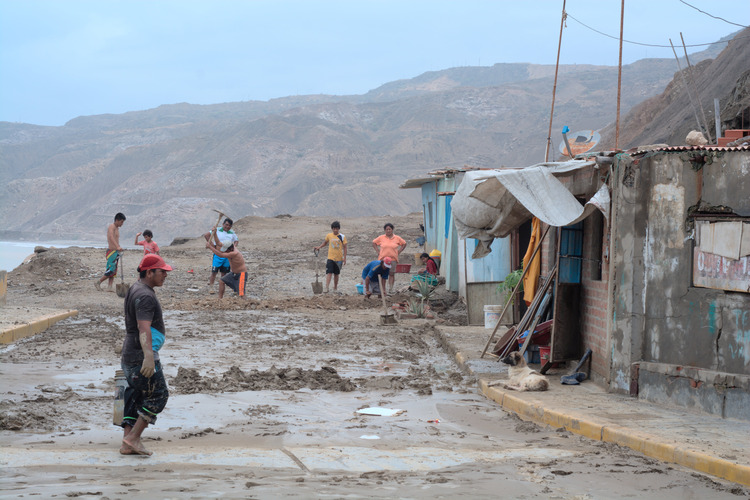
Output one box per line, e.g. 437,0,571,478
1,214,747,499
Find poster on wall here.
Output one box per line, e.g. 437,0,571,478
693,220,750,293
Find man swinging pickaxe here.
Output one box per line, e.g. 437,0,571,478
203,209,238,296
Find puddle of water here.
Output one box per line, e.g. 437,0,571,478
66,318,92,325
346,362,412,377
0,445,576,471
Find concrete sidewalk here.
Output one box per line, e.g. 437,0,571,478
435,325,750,487
0,306,78,344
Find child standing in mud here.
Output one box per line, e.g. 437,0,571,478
313,220,348,294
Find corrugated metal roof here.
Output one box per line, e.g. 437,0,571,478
631,144,750,155
426,166,483,176
400,166,486,189
399,177,437,189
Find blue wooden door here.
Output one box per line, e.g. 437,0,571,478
559,222,583,283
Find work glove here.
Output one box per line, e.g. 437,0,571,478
140,352,155,378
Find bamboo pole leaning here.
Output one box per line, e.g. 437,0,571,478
480,224,551,358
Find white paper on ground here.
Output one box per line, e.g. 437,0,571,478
355,407,406,417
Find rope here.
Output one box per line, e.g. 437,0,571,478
678,0,750,28
566,12,749,48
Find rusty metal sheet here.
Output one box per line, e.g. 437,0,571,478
693,247,750,293
559,130,600,157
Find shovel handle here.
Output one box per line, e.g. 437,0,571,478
379,276,389,315
574,348,592,372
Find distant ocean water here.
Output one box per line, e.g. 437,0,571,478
0,241,103,272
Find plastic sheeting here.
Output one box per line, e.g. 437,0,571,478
452,161,609,258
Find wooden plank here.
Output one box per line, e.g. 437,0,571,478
480,225,551,357
550,282,582,362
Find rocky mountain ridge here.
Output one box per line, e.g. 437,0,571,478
0,38,735,243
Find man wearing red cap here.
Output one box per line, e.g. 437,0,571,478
119,254,172,456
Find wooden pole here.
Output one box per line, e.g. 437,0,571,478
714,98,721,142
670,39,703,134
480,224,551,357
681,32,712,143
614,0,624,149
544,0,567,162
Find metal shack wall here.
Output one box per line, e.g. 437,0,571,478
420,176,460,292
420,182,438,252
610,151,750,418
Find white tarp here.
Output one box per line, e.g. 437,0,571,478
452,161,610,258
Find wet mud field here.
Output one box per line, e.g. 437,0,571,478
1,215,746,499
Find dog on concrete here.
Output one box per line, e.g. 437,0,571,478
491,351,549,391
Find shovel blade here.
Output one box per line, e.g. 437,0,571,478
380,314,398,325
116,283,130,298
311,281,323,294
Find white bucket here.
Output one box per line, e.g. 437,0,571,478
484,305,505,329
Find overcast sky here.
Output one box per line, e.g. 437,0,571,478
1,0,747,126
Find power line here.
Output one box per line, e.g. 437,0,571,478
566,12,748,48
678,0,749,29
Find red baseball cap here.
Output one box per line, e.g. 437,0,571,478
138,254,173,272
383,257,392,268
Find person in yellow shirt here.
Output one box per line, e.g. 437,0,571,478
313,221,348,294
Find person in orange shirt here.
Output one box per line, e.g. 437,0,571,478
134,230,160,255
372,222,406,294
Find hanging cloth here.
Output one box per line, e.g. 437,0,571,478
522,217,542,306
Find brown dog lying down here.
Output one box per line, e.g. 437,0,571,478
489,351,549,391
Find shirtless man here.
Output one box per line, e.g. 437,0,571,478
206,243,247,298
203,218,239,296
96,213,126,291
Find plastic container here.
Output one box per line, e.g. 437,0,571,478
484,304,504,329
517,344,540,364
540,346,551,363
429,249,442,269
356,283,364,295
395,263,411,274
113,369,127,426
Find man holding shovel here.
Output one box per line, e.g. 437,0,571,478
95,212,126,292
313,221,347,294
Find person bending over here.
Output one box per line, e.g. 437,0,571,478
206,243,248,299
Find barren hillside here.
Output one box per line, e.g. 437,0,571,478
599,27,750,149
0,43,731,243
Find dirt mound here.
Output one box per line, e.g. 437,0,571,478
0,386,87,432
165,294,387,312
171,365,357,393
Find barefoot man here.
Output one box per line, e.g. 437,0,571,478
96,212,126,291
206,243,247,298
119,254,173,456
203,218,239,296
